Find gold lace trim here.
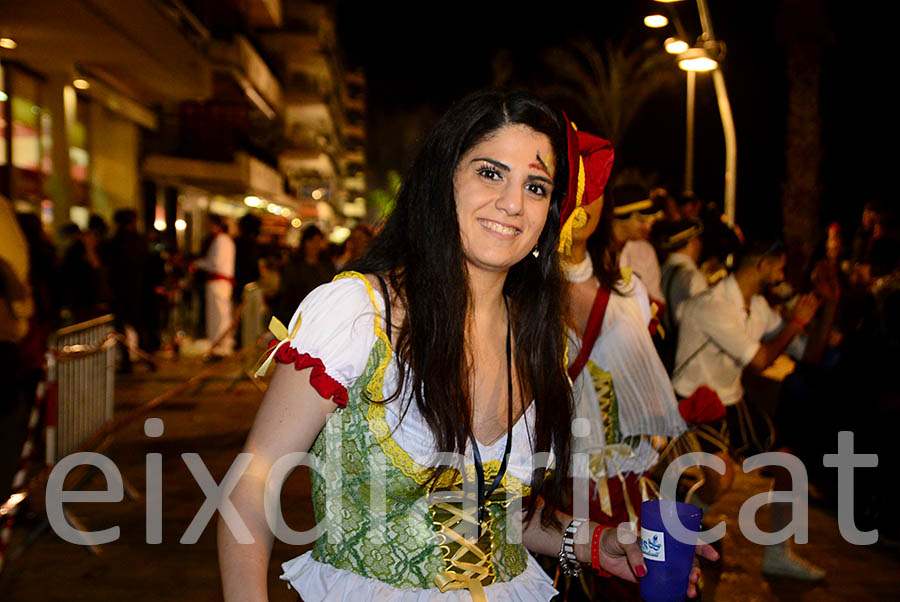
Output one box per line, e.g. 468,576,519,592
335,271,533,496
332,271,393,402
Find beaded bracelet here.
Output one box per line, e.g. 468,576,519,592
591,524,613,577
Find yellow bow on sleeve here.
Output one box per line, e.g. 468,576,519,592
253,314,302,378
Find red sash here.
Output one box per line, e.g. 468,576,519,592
568,286,611,380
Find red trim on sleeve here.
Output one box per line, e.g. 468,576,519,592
269,340,349,408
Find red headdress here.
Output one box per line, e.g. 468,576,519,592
557,117,615,256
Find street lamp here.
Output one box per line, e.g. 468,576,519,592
644,15,669,28
677,47,718,72
665,38,689,54
647,0,737,226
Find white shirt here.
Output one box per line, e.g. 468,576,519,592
619,240,662,301
672,274,805,405
660,252,708,331
568,276,686,476
195,232,235,278
279,275,557,601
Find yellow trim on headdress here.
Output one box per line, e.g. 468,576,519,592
613,199,654,216
662,224,703,249
557,155,586,257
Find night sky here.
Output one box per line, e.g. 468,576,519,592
336,1,897,239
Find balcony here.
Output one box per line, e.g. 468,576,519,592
209,35,283,119
279,148,338,180
0,0,212,102
143,151,286,202
238,0,283,28
343,123,366,143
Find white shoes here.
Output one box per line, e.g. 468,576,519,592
761,542,826,581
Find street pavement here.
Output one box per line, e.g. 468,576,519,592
0,355,898,601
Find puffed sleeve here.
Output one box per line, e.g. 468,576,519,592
268,275,382,408
623,273,654,326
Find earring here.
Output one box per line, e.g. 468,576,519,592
532,246,540,258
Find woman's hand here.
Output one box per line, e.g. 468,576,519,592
685,543,720,598
593,526,720,598
591,525,647,582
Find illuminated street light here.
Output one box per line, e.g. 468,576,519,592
154,219,167,231
665,38,689,54
72,78,90,90
0,38,17,50
175,219,187,231
243,195,262,207
644,14,669,28
678,47,718,72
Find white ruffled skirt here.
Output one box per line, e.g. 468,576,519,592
280,551,558,601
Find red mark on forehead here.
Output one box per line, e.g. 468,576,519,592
530,153,551,176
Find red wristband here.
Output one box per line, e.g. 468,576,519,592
789,317,807,329
591,525,613,577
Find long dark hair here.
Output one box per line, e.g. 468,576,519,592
586,188,623,292
350,89,572,525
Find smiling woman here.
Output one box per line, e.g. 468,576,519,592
454,124,555,275
218,90,655,602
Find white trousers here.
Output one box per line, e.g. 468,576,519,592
205,280,234,356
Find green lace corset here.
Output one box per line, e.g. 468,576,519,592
309,334,531,590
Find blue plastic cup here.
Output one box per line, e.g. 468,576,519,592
639,500,703,602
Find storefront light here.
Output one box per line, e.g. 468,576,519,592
243,195,262,207
72,79,90,90
0,38,17,50
291,218,302,228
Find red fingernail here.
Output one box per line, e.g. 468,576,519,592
636,566,647,578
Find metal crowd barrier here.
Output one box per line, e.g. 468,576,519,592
240,282,265,349
46,314,116,464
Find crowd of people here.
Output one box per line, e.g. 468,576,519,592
0,202,375,368
2,86,898,601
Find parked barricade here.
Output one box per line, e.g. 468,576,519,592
240,282,265,351
47,314,116,464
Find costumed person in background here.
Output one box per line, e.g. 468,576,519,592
218,90,714,602
609,184,664,304
557,127,696,600
673,238,836,580
193,214,235,359
655,219,708,373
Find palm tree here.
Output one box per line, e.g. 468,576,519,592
777,0,831,282
539,37,679,146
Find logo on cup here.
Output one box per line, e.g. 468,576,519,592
641,528,666,562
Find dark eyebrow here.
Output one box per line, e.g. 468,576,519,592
471,157,510,171
527,174,554,186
